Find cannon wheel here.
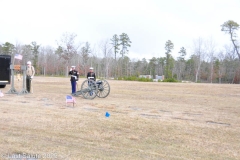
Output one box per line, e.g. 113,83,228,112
96,80,110,98
81,79,98,99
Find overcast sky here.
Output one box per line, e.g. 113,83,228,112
0,0,240,60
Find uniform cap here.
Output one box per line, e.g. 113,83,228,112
27,61,31,65
71,66,76,68
89,67,93,70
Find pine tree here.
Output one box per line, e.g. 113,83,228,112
119,33,132,58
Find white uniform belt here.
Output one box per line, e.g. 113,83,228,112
0,81,8,83
88,77,94,79
71,75,77,79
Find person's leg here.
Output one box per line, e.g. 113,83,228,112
71,81,74,93
72,81,76,93
29,78,31,93
90,81,93,96
26,77,30,92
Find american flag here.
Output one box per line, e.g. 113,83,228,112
14,54,23,60
66,95,75,103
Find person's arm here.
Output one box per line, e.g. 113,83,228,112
69,67,73,75
76,71,79,81
31,66,35,78
86,72,89,79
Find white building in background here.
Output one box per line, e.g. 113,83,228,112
155,75,164,81
152,75,164,82
139,75,164,82
139,75,152,79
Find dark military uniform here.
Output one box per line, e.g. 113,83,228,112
86,69,96,96
69,69,79,93
87,72,96,81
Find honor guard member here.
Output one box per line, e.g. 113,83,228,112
87,67,96,81
26,61,35,93
69,66,79,94
87,67,96,96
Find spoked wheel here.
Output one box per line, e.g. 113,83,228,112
81,79,98,99
96,80,110,98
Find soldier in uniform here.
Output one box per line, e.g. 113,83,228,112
69,66,79,94
87,67,96,81
86,67,96,96
26,61,35,93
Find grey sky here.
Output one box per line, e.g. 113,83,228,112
0,0,239,60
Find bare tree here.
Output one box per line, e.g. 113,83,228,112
14,41,23,65
223,45,239,83
215,51,225,83
88,44,101,78
79,42,91,76
99,39,113,78
39,46,56,76
192,37,205,82
205,37,216,83
22,44,33,65
55,32,78,77
31,41,40,73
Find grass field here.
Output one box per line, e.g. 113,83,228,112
0,76,239,160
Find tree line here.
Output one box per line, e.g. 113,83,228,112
0,20,240,83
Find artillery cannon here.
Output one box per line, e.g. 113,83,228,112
72,79,110,99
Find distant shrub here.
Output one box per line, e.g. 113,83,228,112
123,76,138,81
138,77,152,82
162,78,178,82
117,76,152,82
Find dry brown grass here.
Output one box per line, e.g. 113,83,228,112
0,76,239,160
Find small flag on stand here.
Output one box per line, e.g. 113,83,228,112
14,54,23,60
66,95,76,107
